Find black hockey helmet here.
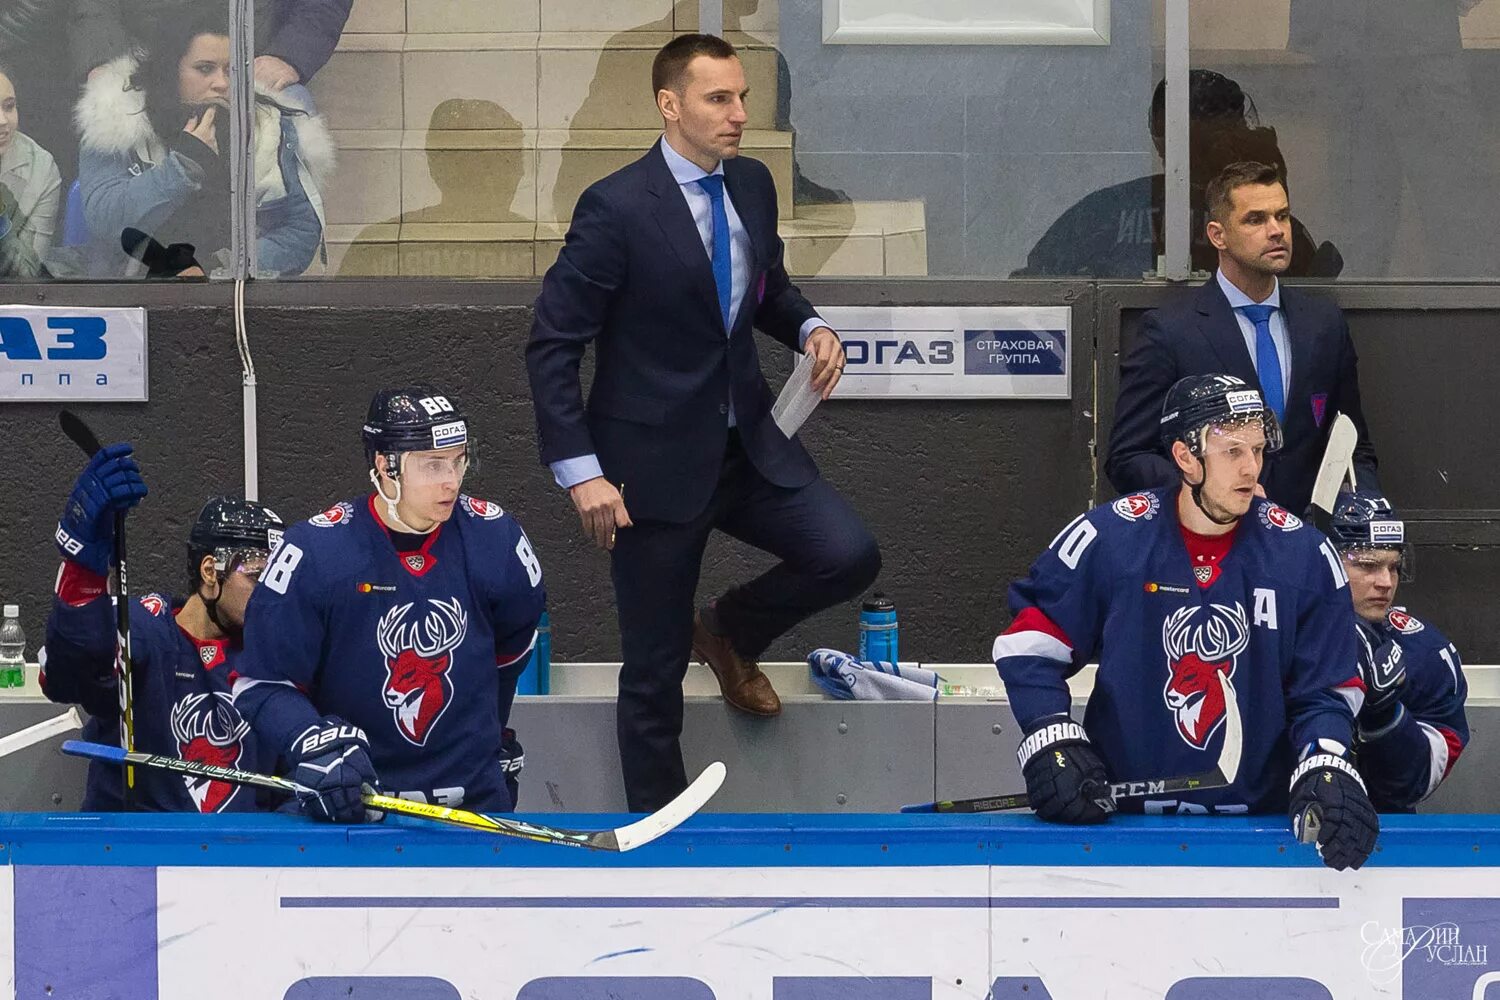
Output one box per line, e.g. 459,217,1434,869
361,385,473,474
1328,489,1412,578
186,497,285,589
1159,373,1283,456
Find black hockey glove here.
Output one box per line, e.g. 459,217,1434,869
1357,625,1407,734
1289,741,1379,871
499,727,525,811
288,718,380,824
1017,715,1115,824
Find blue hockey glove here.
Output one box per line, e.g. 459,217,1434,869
56,442,147,574
1289,740,1379,871
288,719,380,824
1017,715,1115,824
499,727,525,811
1356,625,1407,734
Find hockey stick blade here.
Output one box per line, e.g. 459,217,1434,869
1308,413,1357,531
903,671,1243,814
61,741,726,851
0,708,83,758
364,759,726,852
59,409,104,457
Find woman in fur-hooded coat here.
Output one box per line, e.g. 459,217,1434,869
73,11,333,276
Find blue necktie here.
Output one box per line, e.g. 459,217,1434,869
1240,303,1285,423
696,174,733,330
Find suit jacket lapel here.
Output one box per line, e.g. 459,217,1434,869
1195,279,1259,385
1279,291,1316,434
647,140,721,314
722,160,765,335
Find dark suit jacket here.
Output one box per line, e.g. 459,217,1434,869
526,140,820,524
1105,279,1379,514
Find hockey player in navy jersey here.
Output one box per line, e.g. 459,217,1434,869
233,387,545,823
42,442,282,812
994,374,1379,870
1328,491,1468,812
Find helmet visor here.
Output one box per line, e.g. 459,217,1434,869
399,447,473,488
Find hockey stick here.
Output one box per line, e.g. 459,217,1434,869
61,740,727,851
0,708,83,758
1307,413,1358,532
59,410,137,808
902,670,1243,814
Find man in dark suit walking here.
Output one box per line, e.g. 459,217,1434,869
1106,161,1378,514
526,34,881,812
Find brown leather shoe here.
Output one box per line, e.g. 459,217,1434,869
691,612,782,717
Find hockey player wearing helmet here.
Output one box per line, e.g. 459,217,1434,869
42,442,281,812
1328,491,1468,812
992,373,1379,870
233,386,544,824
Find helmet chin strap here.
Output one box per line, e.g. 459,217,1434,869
1182,461,1242,527
369,465,436,535
200,576,236,638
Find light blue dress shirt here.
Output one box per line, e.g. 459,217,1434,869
550,137,829,490
1216,269,1291,401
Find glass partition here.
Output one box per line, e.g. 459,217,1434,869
1185,0,1500,279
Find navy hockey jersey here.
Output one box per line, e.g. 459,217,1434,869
994,489,1363,814
1356,607,1469,812
233,494,544,813
41,570,270,813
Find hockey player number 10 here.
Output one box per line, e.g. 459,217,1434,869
1050,515,1098,571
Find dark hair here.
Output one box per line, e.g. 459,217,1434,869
136,8,230,141
651,33,738,97
1149,69,1256,135
1205,161,1285,223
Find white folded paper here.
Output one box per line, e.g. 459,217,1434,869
772,350,823,438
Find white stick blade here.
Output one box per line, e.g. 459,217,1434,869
1216,670,1243,786
0,707,82,759
611,761,727,852
1309,413,1358,515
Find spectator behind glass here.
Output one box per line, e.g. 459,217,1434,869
1013,70,1341,279
74,11,334,277
0,61,61,277
72,0,352,92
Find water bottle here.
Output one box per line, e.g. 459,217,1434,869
518,608,551,695
858,593,898,664
0,605,25,689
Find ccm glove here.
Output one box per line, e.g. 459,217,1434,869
1018,715,1115,824
499,727,525,811
56,442,148,574
1289,741,1380,871
288,718,380,824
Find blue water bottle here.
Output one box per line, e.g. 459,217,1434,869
518,608,552,695
858,593,898,664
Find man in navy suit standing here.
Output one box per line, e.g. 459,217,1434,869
1107,161,1379,514
526,34,881,811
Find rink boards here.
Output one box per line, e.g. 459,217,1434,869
2,815,1500,999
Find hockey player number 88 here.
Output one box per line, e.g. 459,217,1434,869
262,542,305,595
515,534,541,587
418,396,454,417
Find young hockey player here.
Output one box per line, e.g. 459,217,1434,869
1328,491,1468,812
994,374,1378,870
233,387,544,822
43,440,282,811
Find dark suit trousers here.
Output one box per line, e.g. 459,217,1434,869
611,434,881,812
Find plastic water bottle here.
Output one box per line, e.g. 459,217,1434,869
0,605,25,689
518,609,551,695
858,593,898,664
